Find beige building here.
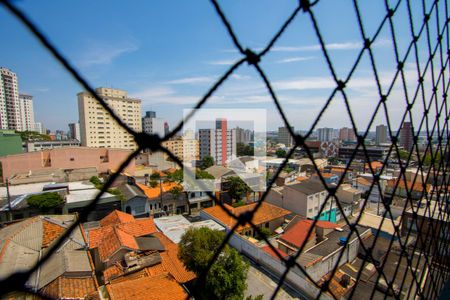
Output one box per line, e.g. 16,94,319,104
78,87,142,150
162,136,199,163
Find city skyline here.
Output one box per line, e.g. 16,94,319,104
1,0,439,132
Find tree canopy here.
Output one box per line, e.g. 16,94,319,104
200,155,215,170
27,192,64,210
178,227,248,300
226,176,252,202
275,149,287,158
237,143,254,156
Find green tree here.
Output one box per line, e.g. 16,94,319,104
237,143,254,156
226,176,251,202
178,227,248,300
149,180,158,188
150,171,162,181
27,192,64,210
196,169,215,179
107,188,126,202
398,150,409,160
275,149,287,158
245,295,264,300
201,155,215,170
90,176,103,189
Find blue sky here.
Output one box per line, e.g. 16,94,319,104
1,0,446,133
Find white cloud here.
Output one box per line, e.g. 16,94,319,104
271,39,390,52
132,86,198,105
207,59,238,65
165,76,213,84
78,40,139,67
276,56,315,63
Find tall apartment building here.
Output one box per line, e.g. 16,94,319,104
142,111,165,137
278,126,295,147
339,127,356,142
0,67,22,130
68,122,81,141
317,127,336,142
235,127,254,145
78,87,142,150
400,122,414,151
199,118,236,166
376,124,388,145
34,122,44,134
162,135,199,163
19,94,35,131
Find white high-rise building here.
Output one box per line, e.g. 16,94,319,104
317,127,336,142
78,87,142,150
0,67,22,130
19,94,35,132
199,118,237,166
142,111,165,137
34,122,44,134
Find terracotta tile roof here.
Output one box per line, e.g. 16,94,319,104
106,274,188,300
320,173,337,179
89,211,158,262
150,232,195,283
89,215,157,250
279,220,339,249
296,176,309,182
100,210,135,227
262,245,288,260
365,161,383,170
136,182,182,199
40,276,97,299
202,203,292,232
387,179,431,193
331,168,346,173
355,177,372,186
103,265,123,282
42,219,66,248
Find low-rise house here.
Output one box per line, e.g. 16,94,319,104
310,172,339,185
0,215,98,299
277,217,340,255
85,210,195,286
336,184,362,217
137,182,188,216
266,179,339,222
200,202,291,238
384,179,431,201
117,183,149,217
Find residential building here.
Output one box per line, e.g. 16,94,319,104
85,210,195,290
236,126,254,145
339,127,356,142
18,94,35,131
338,145,389,161
317,127,336,142
0,215,98,299
0,129,22,156
164,121,170,135
142,110,165,137
200,202,291,237
25,139,81,152
277,217,341,255
153,214,225,244
162,135,199,163
0,67,22,130
376,124,388,145
34,121,44,134
402,200,449,256
78,87,142,150
278,126,294,147
384,178,431,201
0,147,135,183
399,122,414,150
266,179,339,222
199,118,237,166
68,122,81,141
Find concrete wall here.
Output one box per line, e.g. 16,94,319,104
0,147,135,182
229,231,332,300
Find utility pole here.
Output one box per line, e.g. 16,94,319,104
6,179,12,221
